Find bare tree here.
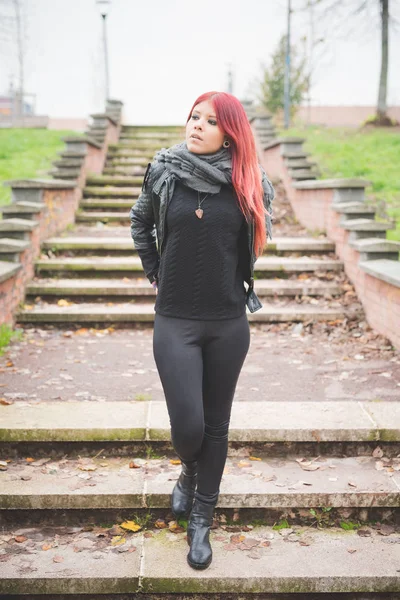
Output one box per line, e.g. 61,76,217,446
0,0,28,122
299,0,399,125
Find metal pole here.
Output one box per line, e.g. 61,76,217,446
284,0,291,129
102,13,110,102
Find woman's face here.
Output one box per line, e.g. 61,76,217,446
186,100,225,154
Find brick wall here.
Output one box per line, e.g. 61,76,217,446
262,142,400,350
0,107,123,327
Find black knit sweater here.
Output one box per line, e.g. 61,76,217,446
155,181,247,320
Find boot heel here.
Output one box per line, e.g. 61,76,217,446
171,462,197,520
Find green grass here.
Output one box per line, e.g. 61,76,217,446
0,128,77,206
0,324,23,356
279,125,400,241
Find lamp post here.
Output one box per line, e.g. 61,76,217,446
96,0,111,103
284,0,291,129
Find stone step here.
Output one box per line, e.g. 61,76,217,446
349,237,400,261
1,201,45,216
121,125,183,132
0,218,38,240
50,168,81,179
0,259,21,283
76,211,131,222
284,158,317,168
58,150,86,159
52,159,83,168
34,256,343,274
107,149,155,158
2,453,398,511
117,140,182,149
332,202,376,216
17,303,358,323
282,151,310,159
83,186,140,198
26,278,342,298
0,237,30,254
79,199,135,209
341,218,394,232
1,400,396,443
107,157,150,165
288,169,317,180
119,130,183,137
103,166,146,176
41,236,336,253
3,523,397,596
86,175,143,187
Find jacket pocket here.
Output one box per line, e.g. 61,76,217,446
246,288,263,313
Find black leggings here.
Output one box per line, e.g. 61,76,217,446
153,312,250,504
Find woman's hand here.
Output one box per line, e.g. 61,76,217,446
151,280,158,295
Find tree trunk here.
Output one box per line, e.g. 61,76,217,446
377,0,389,121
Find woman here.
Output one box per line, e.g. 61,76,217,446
130,91,274,570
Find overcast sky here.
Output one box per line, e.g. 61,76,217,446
1,0,399,124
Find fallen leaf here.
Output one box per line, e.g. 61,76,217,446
129,461,141,469
230,534,245,544
168,521,185,533
144,532,154,538
169,459,181,465
6,361,14,368
154,519,167,529
42,543,53,551
357,529,371,537
78,464,97,472
247,548,262,559
25,458,35,463
111,536,126,546
348,481,357,487
238,538,260,550
53,555,64,563
372,447,384,458
237,461,251,468
120,520,141,533
14,536,27,543
108,525,124,536
0,398,12,406
249,456,262,461
57,299,74,307
223,543,238,551
378,524,395,536
347,548,357,553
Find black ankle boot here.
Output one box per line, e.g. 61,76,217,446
171,461,197,520
186,497,216,570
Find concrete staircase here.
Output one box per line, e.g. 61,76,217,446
1,123,399,597
8,125,365,326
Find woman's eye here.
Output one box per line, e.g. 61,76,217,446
209,120,217,126
191,115,199,120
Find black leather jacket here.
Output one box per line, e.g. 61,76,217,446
129,162,274,313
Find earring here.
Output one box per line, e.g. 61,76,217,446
223,139,230,148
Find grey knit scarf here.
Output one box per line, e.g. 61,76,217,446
153,141,274,239
153,142,232,194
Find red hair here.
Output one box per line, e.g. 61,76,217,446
187,91,267,256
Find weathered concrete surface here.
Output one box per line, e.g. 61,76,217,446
1,400,399,443
1,454,398,510
0,401,148,442
0,526,142,595
141,527,400,594
1,327,399,404
1,525,399,595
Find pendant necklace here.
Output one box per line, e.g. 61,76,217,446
195,191,209,219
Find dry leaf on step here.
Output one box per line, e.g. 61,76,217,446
120,521,141,533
